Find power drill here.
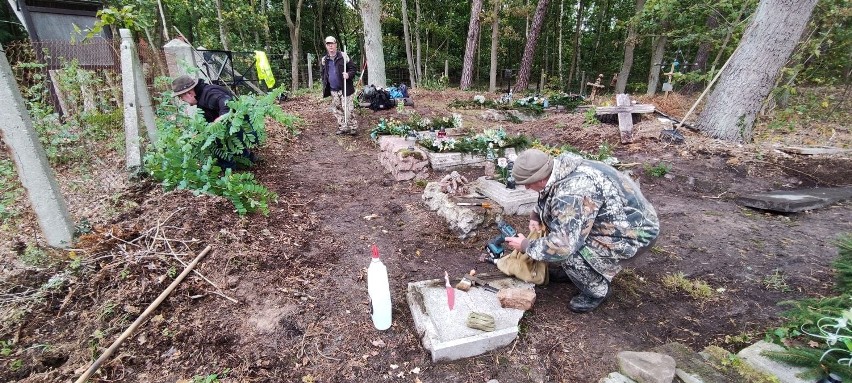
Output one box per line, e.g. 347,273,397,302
485,221,517,260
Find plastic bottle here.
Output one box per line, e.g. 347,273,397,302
367,244,392,330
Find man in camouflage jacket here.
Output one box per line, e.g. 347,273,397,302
504,149,659,313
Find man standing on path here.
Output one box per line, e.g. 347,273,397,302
503,149,659,313
320,36,358,135
171,75,259,169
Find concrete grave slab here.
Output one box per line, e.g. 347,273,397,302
475,177,538,215
406,276,533,362
426,150,487,171
738,186,852,213
599,372,638,383
737,341,810,383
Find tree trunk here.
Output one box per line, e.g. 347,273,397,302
460,0,484,90
401,0,416,87
615,0,644,93
514,0,550,93
646,34,666,96
489,0,501,92
557,0,564,88
681,14,717,93
215,0,229,50
589,0,611,73
567,0,585,88
415,0,423,83
283,0,305,91
157,0,169,41
696,0,818,142
709,0,750,77
360,0,387,87
314,0,326,59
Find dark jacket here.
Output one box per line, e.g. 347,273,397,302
194,80,233,123
321,51,356,97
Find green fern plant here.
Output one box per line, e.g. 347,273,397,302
765,234,852,380
144,87,297,215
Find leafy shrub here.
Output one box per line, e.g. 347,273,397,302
144,87,297,216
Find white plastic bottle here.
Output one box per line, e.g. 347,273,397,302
367,244,392,330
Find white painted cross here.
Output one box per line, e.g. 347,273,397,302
594,94,656,144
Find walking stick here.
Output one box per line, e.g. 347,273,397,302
342,50,349,129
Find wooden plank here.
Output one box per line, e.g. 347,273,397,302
779,147,852,155
595,104,655,114
616,94,633,144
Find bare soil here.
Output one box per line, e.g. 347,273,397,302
1,89,850,382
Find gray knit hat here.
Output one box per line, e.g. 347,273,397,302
171,75,199,96
512,149,553,185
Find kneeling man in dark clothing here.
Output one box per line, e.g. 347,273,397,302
171,75,259,169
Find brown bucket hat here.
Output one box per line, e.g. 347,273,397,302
171,75,199,96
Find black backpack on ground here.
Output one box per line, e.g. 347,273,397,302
368,89,396,111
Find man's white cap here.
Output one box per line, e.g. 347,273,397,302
324,36,337,43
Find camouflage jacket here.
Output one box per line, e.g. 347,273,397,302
525,153,660,279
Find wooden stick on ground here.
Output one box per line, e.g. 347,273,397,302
74,245,213,383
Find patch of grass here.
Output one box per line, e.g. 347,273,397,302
661,272,715,300
582,107,598,128
193,369,230,383
1,339,13,356
0,159,23,224
644,162,671,178
762,269,791,292
21,244,49,267
704,345,781,383
414,179,429,188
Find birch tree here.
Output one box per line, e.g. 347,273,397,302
283,0,305,91
215,0,229,50
514,0,550,92
696,0,819,142
488,0,502,92
615,0,644,93
460,0,484,90
401,0,416,87
360,0,387,88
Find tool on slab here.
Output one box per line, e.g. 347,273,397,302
455,202,494,209
464,274,500,294
444,271,455,310
466,312,496,332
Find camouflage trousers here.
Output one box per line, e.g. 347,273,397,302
330,90,358,133
557,250,610,299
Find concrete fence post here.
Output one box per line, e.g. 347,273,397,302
0,43,74,248
119,29,157,173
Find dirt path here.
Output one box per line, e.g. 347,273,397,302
3,90,850,382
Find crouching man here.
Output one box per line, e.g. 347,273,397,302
171,75,259,169
504,149,659,313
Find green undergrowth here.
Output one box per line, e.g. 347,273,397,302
144,86,297,215
764,234,852,380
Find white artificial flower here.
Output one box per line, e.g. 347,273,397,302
497,157,508,168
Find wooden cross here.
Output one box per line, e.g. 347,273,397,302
662,62,676,98
586,73,605,101
594,94,656,144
